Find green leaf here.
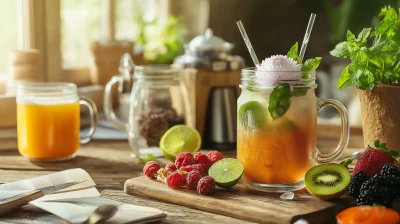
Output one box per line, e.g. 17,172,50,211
374,139,381,148
268,83,291,119
301,57,322,71
346,30,356,41
354,70,374,90
388,150,399,156
287,42,298,61
356,28,372,42
337,66,353,89
375,8,398,38
330,41,350,58
139,154,156,164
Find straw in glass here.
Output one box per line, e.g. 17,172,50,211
298,13,316,63
236,21,260,66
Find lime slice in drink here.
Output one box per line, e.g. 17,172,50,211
208,158,244,188
159,125,201,162
238,101,266,129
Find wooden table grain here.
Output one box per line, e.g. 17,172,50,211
0,134,364,224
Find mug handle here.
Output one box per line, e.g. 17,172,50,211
104,75,129,132
316,99,349,164
79,96,98,144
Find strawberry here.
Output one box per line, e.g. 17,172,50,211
353,140,398,177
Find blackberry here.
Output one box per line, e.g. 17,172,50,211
357,183,395,208
347,171,370,197
381,163,400,177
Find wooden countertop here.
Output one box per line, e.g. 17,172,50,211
0,136,364,224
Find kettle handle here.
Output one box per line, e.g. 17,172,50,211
104,75,129,132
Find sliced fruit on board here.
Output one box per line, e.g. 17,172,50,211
305,163,351,200
208,158,244,188
336,206,400,224
159,125,201,162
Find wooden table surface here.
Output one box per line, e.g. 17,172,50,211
0,134,364,224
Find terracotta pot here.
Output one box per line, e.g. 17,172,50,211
359,85,400,152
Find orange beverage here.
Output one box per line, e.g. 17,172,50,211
16,82,97,161
17,103,80,159
237,69,349,191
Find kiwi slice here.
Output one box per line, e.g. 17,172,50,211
305,163,351,200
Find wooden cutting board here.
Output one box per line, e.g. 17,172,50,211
124,176,357,224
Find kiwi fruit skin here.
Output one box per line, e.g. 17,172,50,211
305,163,351,201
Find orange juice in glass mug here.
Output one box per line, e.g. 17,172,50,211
237,69,349,191
16,83,98,161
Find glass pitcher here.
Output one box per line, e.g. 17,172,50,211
237,68,349,192
104,65,191,157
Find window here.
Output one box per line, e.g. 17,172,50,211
61,0,102,68
0,0,20,76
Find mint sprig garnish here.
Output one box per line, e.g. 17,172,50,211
367,139,399,157
286,42,322,78
268,83,291,119
331,6,400,90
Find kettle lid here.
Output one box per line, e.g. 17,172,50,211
188,28,234,52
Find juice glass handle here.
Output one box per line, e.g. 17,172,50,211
104,75,129,132
316,99,349,164
79,96,98,144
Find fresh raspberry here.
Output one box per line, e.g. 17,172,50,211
143,161,160,179
186,171,202,190
207,150,223,166
199,163,210,173
175,152,195,169
167,172,184,189
197,176,216,195
165,163,177,174
180,164,205,176
194,152,209,164
353,149,395,177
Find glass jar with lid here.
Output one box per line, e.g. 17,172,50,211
104,65,191,157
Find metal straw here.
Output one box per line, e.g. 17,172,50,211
298,13,316,63
236,21,260,66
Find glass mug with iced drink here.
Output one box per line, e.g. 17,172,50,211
16,83,98,161
237,54,349,191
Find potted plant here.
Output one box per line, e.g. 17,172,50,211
330,6,400,151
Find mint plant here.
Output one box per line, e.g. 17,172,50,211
330,6,400,90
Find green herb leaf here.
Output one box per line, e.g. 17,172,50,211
139,154,156,164
346,30,356,41
268,83,291,119
287,42,299,61
356,28,372,43
330,41,350,58
337,67,352,89
302,57,322,71
376,7,398,39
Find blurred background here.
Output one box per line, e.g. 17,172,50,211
0,0,399,149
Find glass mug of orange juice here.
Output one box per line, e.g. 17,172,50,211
16,83,98,161
237,69,349,191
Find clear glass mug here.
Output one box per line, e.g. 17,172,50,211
237,69,349,191
16,82,98,161
104,65,191,157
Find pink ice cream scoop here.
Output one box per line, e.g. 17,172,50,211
255,55,302,87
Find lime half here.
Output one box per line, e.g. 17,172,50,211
238,101,266,129
159,125,201,162
208,158,244,188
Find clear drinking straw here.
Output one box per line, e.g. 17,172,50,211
236,21,260,66
298,13,316,63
